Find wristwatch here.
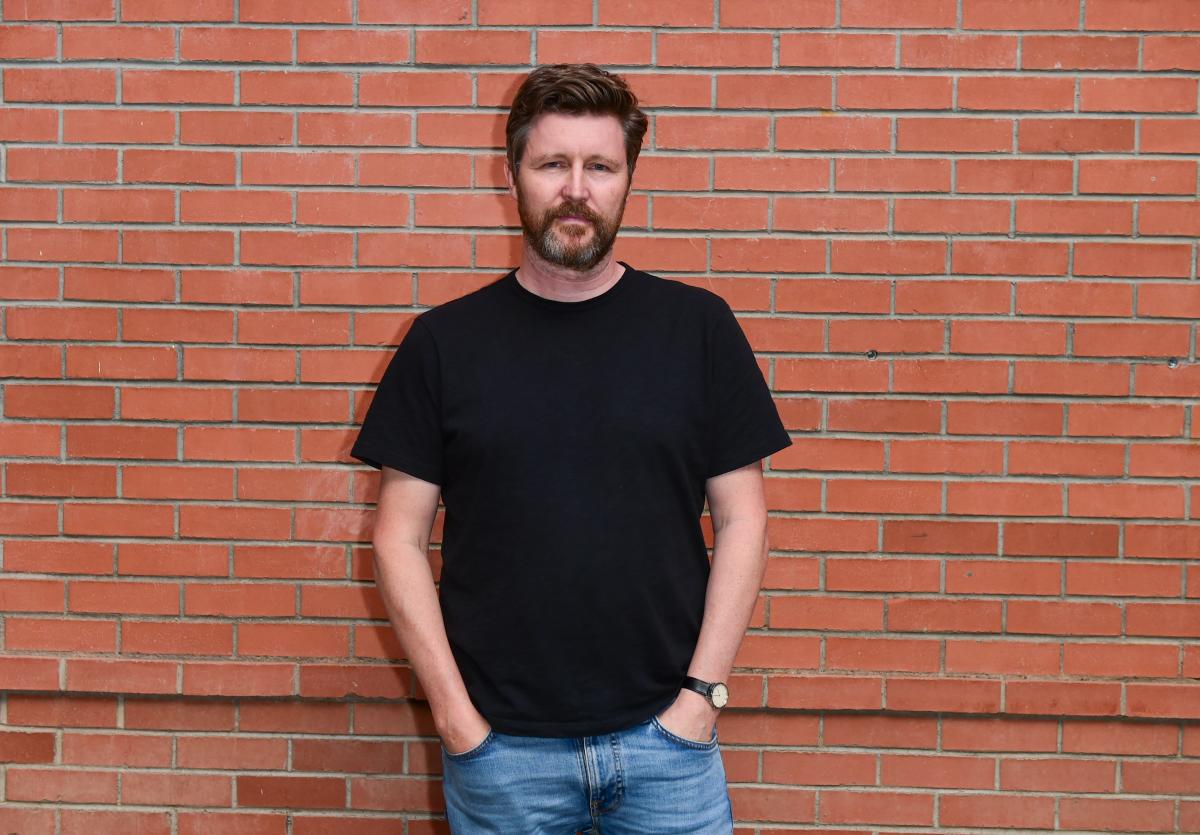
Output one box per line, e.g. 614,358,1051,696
682,676,729,709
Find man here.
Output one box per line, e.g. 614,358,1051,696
351,64,791,834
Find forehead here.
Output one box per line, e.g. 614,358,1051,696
522,112,626,162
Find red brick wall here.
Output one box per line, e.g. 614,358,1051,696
2,1,1199,831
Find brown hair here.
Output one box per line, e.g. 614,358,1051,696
506,63,648,174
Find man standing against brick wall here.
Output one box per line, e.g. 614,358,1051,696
351,64,791,834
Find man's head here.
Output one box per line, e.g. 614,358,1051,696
505,64,648,272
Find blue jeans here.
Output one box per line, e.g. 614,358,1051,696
440,714,734,834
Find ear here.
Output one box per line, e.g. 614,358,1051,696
504,158,518,200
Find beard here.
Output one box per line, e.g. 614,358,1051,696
515,187,626,272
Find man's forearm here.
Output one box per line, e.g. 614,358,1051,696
685,515,770,685
372,539,476,730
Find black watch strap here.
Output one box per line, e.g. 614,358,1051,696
682,676,728,708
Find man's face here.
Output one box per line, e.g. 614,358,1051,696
507,112,632,272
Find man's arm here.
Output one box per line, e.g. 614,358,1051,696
371,465,491,753
655,459,770,741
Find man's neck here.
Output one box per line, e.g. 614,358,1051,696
514,246,626,303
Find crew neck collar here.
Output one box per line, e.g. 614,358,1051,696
505,262,637,312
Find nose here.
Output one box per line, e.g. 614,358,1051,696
561,161,589,201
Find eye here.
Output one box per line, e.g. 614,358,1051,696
542,160,565,169
589,162,613,172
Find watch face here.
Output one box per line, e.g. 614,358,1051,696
710,682,729,708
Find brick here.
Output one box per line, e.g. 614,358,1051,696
122,69,234,105
64,188,175,224
779,33,894,68
842,0,956,28
896,279,1009,314
1016,199,1132,235
767,675,882,710
720,0,835,27
888,598,1002,633
894,197,1010,231
619,72,710,108
837,74,953,110
1023,35,1140,70
61,24,174,60
358,0,468,23
897,118,1012,152
827,479,941,514
298,112,412,149
361,73,471,109
1016,281,1133,317
901,33,1016,68
297,29,409,64
942,795,1055,829
1125,524,1200,558
1019,118,1136,153
1069,403,1185,437
828,318,943,353
1082,77,1198,113
1069,484,1185,520
827,636,939,672
769,518,878,553
1086,0,1200,31
658,33,774,68
776,115,891,151
1060,798,1176,834
414,30,528,65
715,157,828,192
776,358,887,393
67,659,178,694
1127,684,1200,719
1016,361,1131,397
1127,603,1200,638
963,0,1079,29
711,238,824,273
180,26,292,62
241,0,351,22
0,107,58,141
769,596,883,631
957,158,1073,193
827,399,941,433
122,620,233,656
1077,243,1193,279
840,157,950,191
887,678,1001,713
536,31,651,65
959,76,1075,111
656,115,769,150
940,715,1056,753
4,67,115,102
181,111,292,146
1140,203,1200,238
952,241,1067,275
948,481,1062,517
716,74,832,109
6,0,115,19
947,559,1060,595
1080,160,1198,196
1064,642,1180,678
178,813,285,835
883,520,998,555
831,240,945,274
9,148,118,182
1005,521,1119,557
776,198,886,231
950,320,1066,356
1063,720,1179,755
241,71,354,106
1007,680,1122,716
892,358,1009,394
889,439,1003,475
1002,757,1116,793
946,639,1060,675
124,149,235,185
1144,35,1200,70
763,751,875,786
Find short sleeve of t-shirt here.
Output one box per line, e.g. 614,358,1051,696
349,317,443,485
705,298,792,478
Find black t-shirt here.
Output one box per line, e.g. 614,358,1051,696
350,263,791,737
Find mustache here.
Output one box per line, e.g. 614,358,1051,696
547,201,602,224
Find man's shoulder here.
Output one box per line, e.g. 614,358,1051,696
633,268,733,315
413,272,512,330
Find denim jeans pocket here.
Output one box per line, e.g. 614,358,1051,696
650,715,719,751
441,728,497,762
